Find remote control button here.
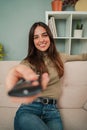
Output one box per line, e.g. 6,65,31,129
23,90,29,95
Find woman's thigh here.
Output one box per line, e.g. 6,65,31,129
43,104,63,130
14,112,49,130
14,103,49,130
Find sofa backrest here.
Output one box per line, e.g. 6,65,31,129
0,61,20,107
58,61,87,110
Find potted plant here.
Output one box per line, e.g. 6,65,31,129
0,43,5,60
74,23,83,38
62,0,79,11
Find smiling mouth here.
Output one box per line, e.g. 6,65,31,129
39,43,47,47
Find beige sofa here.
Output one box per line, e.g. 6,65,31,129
0,61,87,130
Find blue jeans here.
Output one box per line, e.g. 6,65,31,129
14,101,63,130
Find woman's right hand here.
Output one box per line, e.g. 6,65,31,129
6,64,49,104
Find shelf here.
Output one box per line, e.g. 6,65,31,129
45,11,87,54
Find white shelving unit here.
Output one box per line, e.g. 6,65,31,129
45,11,87,54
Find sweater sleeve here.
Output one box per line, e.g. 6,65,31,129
20,60,35,70
20,60,31,67
60,53,87,63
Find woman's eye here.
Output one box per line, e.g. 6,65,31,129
43,34,48,37
33,33,48,39
34,36,38,39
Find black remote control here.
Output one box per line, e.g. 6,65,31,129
8,77,42,97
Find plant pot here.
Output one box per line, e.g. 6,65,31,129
63,5,75,11
74,29,83,38
51,0,63,11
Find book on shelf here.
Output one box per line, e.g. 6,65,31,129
48,16,57,38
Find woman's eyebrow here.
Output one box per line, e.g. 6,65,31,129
34,32,47,37
42,32,47,35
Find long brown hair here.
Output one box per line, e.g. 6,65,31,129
24,22,64,78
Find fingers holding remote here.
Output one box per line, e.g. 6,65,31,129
5,64,49,104
6,64,38,92
41,73,49,90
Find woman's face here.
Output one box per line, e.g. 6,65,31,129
33,26,50,52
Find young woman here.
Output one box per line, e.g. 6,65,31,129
6,22,87,130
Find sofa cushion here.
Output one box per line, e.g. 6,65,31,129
63,61,87,86
58,61,87,108
0,85,20,107
0,107,18,130
83,102,87,111
0,61,20,107
0,61,20,84
60,109,87,130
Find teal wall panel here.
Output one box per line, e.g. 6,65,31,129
0,0,52,60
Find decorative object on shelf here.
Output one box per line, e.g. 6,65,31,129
48,16,57,37
74,23,83,38
62,0,79,11
0,43,5,60
75,0,87,11
51,0,63,11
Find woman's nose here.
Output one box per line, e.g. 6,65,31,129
39,36,44,42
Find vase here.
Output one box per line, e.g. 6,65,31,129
74,29,83,38
51,0,63,11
